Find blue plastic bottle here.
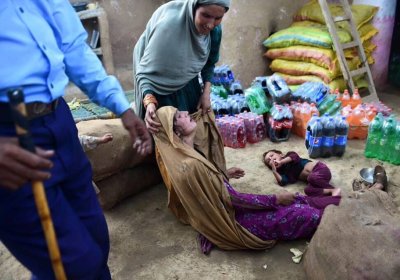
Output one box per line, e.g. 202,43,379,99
334,116,349,157
308,118,323,158
305,114,319,149
322,117,335,157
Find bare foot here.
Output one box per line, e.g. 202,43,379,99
99,133,113,145
227,167,245,179
332,188,341,196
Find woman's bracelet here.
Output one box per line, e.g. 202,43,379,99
143,94,158,109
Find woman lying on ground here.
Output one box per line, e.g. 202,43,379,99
153,106,341,254
262,149,342,197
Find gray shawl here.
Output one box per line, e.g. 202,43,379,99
133,0,230,118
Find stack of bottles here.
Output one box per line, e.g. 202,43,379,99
244,85,271,115
211,92,249,117
317,94,342,115
266,74,292,104
211,65,235,89
252,76,269,93
216,116,246,149
215,112,266,148
305,114,349,158
237,112,267,143
292,82,328,105
290,101,319,138
267,103,293,142
334,88,362,109
365,114,400,165
341,103,377,139
364,101,393,116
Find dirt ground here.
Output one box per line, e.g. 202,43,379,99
1,89,399,280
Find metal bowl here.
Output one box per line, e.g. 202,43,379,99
359,167,389,184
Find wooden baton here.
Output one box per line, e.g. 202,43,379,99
7,89,67,280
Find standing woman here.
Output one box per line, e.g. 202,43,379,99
133,0,230,133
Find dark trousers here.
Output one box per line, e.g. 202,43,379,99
0,99,111,280
304,161,341,209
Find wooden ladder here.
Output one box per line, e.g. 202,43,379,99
318,0,379,102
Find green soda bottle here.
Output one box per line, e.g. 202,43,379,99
364,113,383,158
318,94,336,115
390,121,400,165
244,85,270,115
378,116,397,161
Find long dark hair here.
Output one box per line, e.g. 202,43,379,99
261,149,283,169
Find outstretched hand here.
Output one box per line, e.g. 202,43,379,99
121,109,153,156
227,167,245,179
0,137,54,190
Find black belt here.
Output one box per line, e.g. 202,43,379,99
0,99,59,122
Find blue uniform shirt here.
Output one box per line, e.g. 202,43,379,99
0,0,130,116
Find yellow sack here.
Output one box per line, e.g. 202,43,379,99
266,46,337,70
277,72,324,85
359,24,379,42
292,20,378,42
270,58,358,84
294,0,379,30
286,75,368,92
263,24,352,49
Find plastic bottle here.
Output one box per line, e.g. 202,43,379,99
341,89,350,107
334,116,349,157
378,116,397,161
305,114,319,149
325,101,342,115
244,85,270,115
334,88,341,101
309,103,319,116
322,117,336,157
364,113,384,158
308,118,323,158
390,121,400,165
351,88,362,109
318,94,336,115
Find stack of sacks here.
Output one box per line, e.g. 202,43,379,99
263,0,378,92
77,119,162,210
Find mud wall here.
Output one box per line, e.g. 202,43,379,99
69,0,308,91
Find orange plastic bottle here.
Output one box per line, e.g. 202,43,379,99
341,89,350,107
351,88,362,109
334,88,341,101
299,103,311,138
309,103,319,117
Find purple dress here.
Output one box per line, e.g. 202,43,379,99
198,180,340,254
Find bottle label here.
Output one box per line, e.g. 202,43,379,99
323,136,334,147
335,135,347,145
309,136,322,147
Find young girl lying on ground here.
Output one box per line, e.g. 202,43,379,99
262,150,342,197
153,106,341,254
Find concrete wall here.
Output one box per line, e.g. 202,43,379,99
69,0,308,92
